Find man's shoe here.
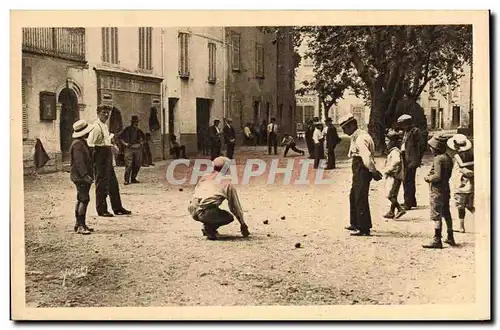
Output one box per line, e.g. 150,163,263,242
345,226,358,231
395,209,406,219
422,239,443,249
124,181,130,185
131,179,140,184
76,226,91,235
383,211,395,219
350,230,371,236
114,209,132,215
444,231,457,246
401,204,412,211
98,212,114,217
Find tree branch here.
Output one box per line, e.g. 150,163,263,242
348,46,374,89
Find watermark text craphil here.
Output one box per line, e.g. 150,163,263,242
165,158,335,186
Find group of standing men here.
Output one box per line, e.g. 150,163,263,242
304,117,341,170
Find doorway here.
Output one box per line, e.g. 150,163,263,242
196,98,212,152
59,87,79,162
253,101,260,124
452,105,461,128
168,98,178,137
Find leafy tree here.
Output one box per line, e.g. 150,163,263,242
294,25,472,151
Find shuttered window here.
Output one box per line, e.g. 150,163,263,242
139,27,152,70
231,32,240,71
102,27,119,64
178,32,189,78
22,78,28,139
208,42,216,83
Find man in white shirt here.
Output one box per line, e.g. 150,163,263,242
188,156,250,240
267,117,279,155
340,114,383,236
87,104,131,217
312,121,325,169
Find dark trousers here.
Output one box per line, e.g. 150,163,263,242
171,145,187,159
284,142,303,157
142,143,153,166
226,143,235,159
268,133,278,154
94,147,124,214
326,147,336,169
313,142,325,168
196,207,234,230
349,157,373,232
210,143,221,161
124,148,142,183
403,166,418,207
74,182,91,218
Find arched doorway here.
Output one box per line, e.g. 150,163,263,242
59,88,79,162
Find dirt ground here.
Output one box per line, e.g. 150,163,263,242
23,142,478,307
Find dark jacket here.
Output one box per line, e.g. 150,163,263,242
403,127,425,168
149,107,161,132
426,153,453,193
119,125,145,146
108,107,123,135
70,138,93,183
223,124,236,145
326,125,340,150
34,138,50,169
209,125,221,147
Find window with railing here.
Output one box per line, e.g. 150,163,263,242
179,32,190,78
230,32,241,71
22,28,85,62
255,44,264,78
102,27,119,64
138,27,152,70
208,42,216,83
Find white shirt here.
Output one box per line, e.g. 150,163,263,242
348,129,377,172
87,119,114,147
267,123,278,134
312,127,324,144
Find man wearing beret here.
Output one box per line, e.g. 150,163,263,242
188,156,250,240
340,114,383,236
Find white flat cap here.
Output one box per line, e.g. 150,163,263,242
397,114,412,123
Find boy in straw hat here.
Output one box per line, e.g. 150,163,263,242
187,156,250,240
382,129,406,219
70,119,95,235
447,134,474,233
422,133,455,249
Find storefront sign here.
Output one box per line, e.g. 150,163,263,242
98,74,161,95
296,95,317,106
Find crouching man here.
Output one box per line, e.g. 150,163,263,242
188,156,250,240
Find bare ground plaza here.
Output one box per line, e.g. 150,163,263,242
23,143,478,307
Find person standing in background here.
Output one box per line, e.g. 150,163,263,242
209,119,222,161
223,118,236,159
324,117,340,169
119,115,145,185
267,117,279,155
312,121,325,169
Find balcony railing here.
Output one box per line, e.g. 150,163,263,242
22,28,86,62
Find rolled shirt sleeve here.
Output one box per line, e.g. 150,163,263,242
357,133,377,172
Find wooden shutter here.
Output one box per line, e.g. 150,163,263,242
22,78,28,138
231,33,240,70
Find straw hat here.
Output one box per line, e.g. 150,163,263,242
447,134,472,152
72,119,94,138
339,114,356,127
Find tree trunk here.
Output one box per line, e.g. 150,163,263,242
368,79,391,154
